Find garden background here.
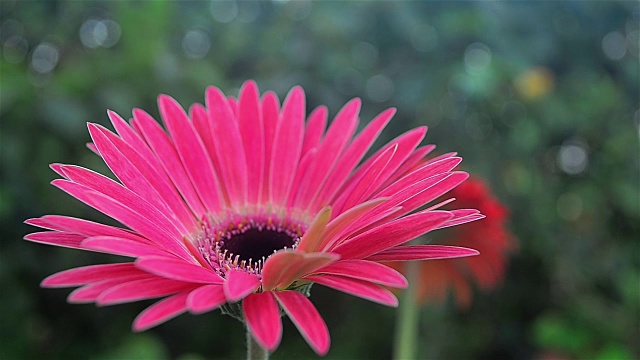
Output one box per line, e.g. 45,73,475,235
1,1,638,359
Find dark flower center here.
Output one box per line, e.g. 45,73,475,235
221,227,298,265
196,217,305,275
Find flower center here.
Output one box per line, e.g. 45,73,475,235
196,215,305,276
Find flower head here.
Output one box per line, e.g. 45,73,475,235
25,81,481,356
391,177,516,308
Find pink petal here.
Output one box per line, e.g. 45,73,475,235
67,275,152,303
107,110,159,167
305,274,398,307
134,109,207,217
380,144,437,188
434,211,485,229
88,124,196,232
243,292,282,352
327,207,403,249
332,144,397,214
237,81,264,205
261,91,280,205
54,166,185,244
223,269,260,302
341,173,454,237
274,291,330,356
187,284,227,314
75,189,193,261
376,156,463,198
393,171,469,218
82,236,171,258
331,210,454,259
227,96,238,115
261,251,339,291
269,86,304,207
132,290,190,332
158,95,224,213
25,215,144,242
296,206,332,253
301,105,327,159
365,245,480,262
24,231,85,249
423,151,458,165
41,263,141,287
294,99,360,210
97,277,197,306
136,256,222,284
286,148,318,209
261,251,305,291
310,108,394,212
315,260,407,288
342,127,427,205
206,86,248,207
317,198,388,251
88,125,173,214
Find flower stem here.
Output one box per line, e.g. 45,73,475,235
246,327,269,360
393,260,420,360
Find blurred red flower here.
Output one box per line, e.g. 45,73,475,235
391,176,517,308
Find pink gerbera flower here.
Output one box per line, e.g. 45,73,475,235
25,81,482,356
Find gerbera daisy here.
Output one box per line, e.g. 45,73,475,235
25,81,482,356
391,177,516,308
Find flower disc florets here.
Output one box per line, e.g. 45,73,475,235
197,214,306,277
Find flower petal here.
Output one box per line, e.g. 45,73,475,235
82,236,171,258
310,108,394,212
269,86,304,206
375,156,463,198
261,251,339,291
260,91,280,205
132,291,190,332
134,109,207,217
243,292,282,352
136,256,222,284
365,245,480,262
296,206,332,253
24,231,85,249
331,210,454,259
315,260,407,288
293,99,360,210
67,275,152,303
97,278,197,306
305,274,398,307
274,291,330,356
317,198,388,251
158,95,224,213
187,284,227,314
88,123,195,232
380,144,437,189
223,269,260,302
41,263,142,288
25,215,142,241
261,251,305,291
206,86,249,208
237,81,264,205
332,143,397,214
301,105,327,159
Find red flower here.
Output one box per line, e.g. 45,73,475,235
392,177,516,308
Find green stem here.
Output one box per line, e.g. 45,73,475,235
393,260,420,360
246,328,269,360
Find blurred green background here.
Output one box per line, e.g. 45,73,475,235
1,1,638,359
